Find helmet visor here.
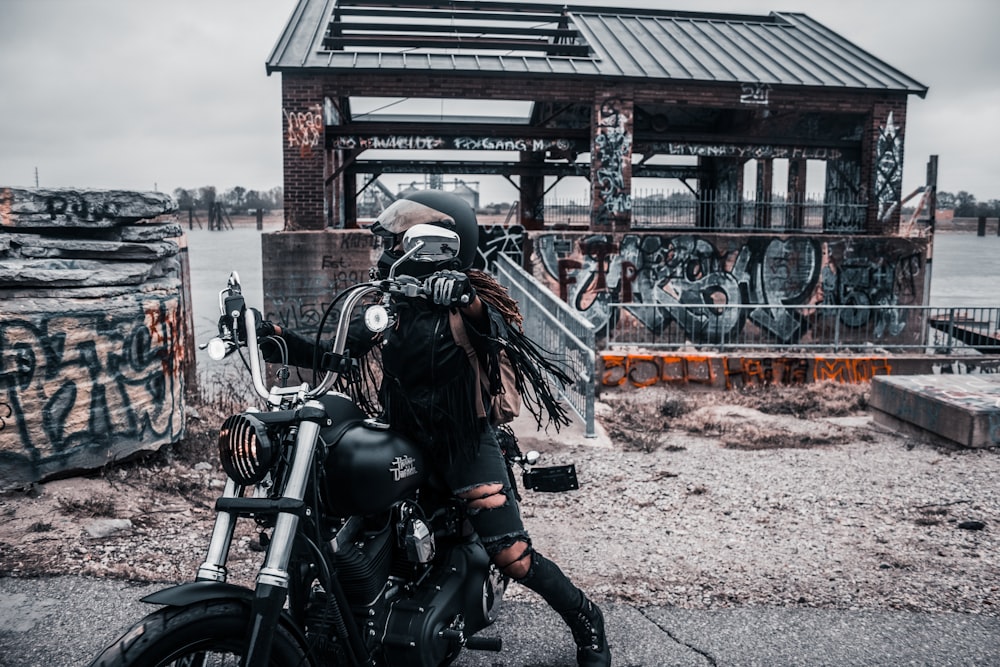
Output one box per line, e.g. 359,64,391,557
368,199,456,239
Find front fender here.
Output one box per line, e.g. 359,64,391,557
141,581,315,664
141,580,253,607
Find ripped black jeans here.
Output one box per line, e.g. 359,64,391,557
442,426,533,579
441,426,594,634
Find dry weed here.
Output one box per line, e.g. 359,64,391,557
600,382,869,452
719,426,839,451
57,496,116,518
727,381,868,418
601,388,695,452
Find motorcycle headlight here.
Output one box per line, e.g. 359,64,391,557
218,413,275,485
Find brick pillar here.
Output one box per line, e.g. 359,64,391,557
590,93,633,231
281,74,326,230
786,158,807,230
862,100,907,234
755,159,774,229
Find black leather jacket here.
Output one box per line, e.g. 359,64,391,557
265,296,488,461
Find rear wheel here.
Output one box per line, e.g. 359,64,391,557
88,599,310,666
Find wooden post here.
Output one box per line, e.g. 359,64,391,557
978,215,986,236
926,155,938,229
256,208,263,231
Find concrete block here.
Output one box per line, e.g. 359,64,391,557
869,375,1000,448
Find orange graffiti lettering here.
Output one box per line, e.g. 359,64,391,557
626,355,660,387
601,354,627,386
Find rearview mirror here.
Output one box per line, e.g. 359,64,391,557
402,223,461,263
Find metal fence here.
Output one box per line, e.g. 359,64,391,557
546,191,867,233
600,304,1000,354
494,253,598,437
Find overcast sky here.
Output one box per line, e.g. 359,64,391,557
1,0,998,205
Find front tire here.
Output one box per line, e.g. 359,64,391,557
88,599,310,667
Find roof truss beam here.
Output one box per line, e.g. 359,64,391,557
325,35,590,56
351,159,704,180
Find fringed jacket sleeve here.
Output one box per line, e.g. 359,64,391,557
464,274,574,432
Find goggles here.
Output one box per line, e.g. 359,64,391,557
367,199,456,250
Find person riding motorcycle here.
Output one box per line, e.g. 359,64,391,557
257,190,611,667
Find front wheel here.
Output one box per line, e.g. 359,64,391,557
88,599,310,667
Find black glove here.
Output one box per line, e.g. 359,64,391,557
256,318,278,338
218,307,272,342
424,270,475,308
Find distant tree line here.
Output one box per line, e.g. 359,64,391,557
168,185,997,218
172,186,284,214
937,191,1000,217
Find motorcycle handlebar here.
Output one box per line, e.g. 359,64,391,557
202,279,388,403
201,236,474,401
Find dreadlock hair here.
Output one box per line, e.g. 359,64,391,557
468,269,523,329
466,268,572,431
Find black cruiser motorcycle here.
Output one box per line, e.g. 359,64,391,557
88,224,578,667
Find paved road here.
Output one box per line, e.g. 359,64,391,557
2,576,999,666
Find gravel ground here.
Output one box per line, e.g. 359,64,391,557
1,386,998,617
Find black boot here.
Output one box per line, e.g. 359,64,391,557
559,597,610,667
517,551,611,667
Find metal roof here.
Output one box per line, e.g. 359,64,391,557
267,0,927,98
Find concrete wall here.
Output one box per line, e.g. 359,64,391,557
598,352,1000,392
0,188,186,489
262,226,932,356
261,229,380,333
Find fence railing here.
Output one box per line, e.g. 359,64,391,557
494,253,598,437
546,191,867,233
600,304,1000,354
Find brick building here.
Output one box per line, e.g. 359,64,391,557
266,0,927,234
260,0,936,363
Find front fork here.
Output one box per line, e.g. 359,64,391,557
196,403,325,667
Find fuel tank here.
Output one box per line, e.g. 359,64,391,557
318,394,427,516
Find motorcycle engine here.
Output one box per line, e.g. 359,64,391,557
380,539,500,667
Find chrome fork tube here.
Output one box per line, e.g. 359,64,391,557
196,478,243,582
256,406,323,589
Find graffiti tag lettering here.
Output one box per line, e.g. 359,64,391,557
0,300,184,480
284,105,323,157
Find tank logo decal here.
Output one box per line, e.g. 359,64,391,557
390,455,419,481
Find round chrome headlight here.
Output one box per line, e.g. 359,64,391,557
218,413,275,485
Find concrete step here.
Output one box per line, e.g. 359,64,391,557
869,374,1000,448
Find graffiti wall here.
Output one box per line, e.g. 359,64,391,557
0,296,186,487
875,111,903,223
530,231,930,349
262,230,381,334
284,103,323,158
599,352,1000,392
0,187,186,489
262,226,530,334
